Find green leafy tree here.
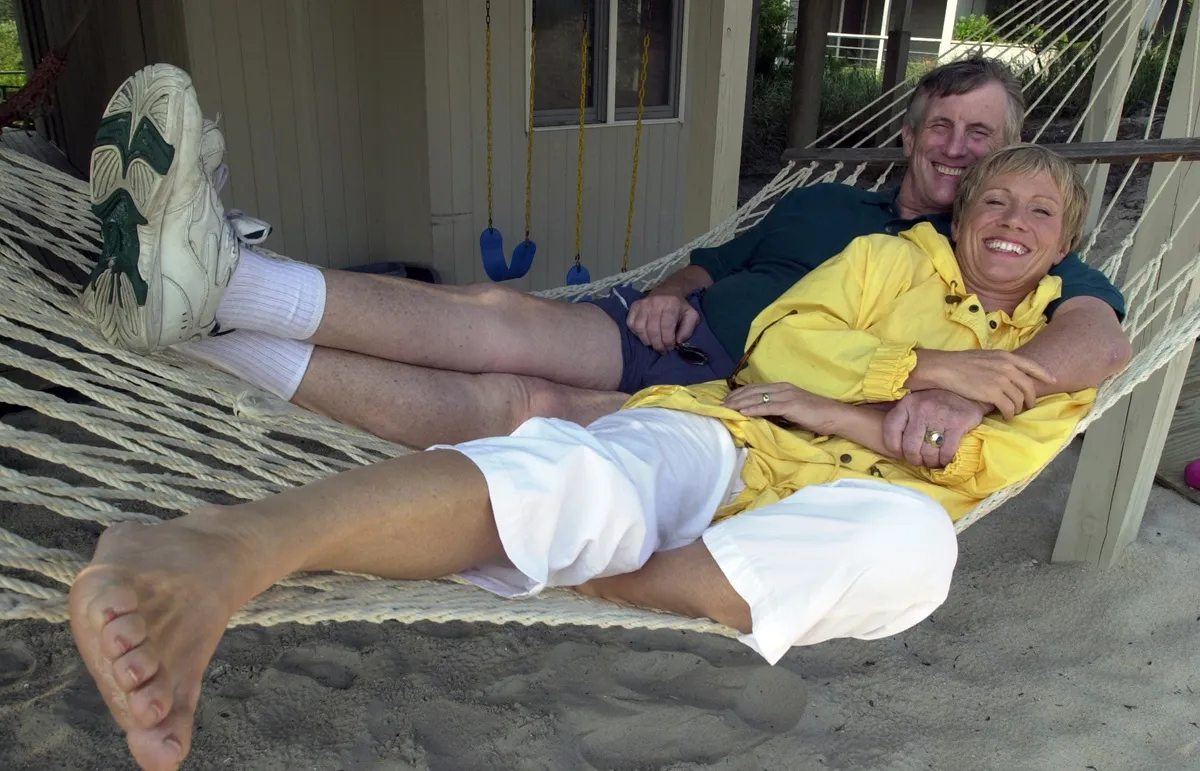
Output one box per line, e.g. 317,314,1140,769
755,0,792,78
0,21,25,81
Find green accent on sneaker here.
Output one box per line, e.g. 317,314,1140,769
93,112,176,176
88,189,150,306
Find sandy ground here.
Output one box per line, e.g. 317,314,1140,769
2,439,1199,771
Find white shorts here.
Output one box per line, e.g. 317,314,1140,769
438,408,958,664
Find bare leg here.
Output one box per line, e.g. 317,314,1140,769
311,272,625,390
67,440,752,770
292,347,630,448
578,542,752,633
69,450,503,771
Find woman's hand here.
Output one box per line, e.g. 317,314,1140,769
909,349,1056,420
722,383,838,434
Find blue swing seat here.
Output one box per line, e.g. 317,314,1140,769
480,227,537,282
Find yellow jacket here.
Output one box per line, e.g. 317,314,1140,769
624,222,1096,522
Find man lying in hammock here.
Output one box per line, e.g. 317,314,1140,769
81,57,1128,470
72,143,1095,771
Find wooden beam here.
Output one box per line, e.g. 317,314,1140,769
780,137,1200,165
1052,2,1200,568
876,0,913,145
786,0,837,149
1080,0,1147,233
682,0,754,240
744,0,761,138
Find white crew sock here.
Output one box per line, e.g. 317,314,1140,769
215,248,327,340
177,330,314,401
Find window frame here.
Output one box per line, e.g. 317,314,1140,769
527,0,688,131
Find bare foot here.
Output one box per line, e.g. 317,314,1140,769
68,509,264,770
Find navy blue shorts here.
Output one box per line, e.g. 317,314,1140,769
587,286,738,394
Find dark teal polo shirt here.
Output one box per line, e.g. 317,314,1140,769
690,182,1126,358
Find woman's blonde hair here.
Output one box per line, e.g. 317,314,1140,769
952,143,1089,252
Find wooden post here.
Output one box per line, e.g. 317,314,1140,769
938,0,958,58
682,0,754,240
744,0,761,138
1052,1,1200,568
786,0,837,149
878,0,914,144
1080,0,1149,233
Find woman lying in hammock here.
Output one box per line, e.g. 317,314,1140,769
70,144,1096,771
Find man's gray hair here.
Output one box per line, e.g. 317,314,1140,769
904,57,1025,144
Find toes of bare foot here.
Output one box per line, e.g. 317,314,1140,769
127,724,188,771
100,611,147,661
68,512,262,771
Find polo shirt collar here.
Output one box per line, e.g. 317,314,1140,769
864,186,952,231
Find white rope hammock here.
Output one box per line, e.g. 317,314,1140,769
2,0,1199,635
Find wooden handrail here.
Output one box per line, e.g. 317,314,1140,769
781,137,1200,166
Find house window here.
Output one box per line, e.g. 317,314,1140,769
532,0,685,127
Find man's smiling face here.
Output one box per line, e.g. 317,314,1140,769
899,82,1011,217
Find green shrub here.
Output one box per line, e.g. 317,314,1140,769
0,18,24,89
741,58,893,172
1123,32,1183,116
954,14,998,42
822,59,883,127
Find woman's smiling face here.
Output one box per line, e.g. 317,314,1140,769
952,170,1069,303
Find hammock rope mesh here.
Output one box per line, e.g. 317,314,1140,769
2,0,1199,633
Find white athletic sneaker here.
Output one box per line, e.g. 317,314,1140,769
84,64,248,353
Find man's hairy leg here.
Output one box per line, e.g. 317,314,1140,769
293,347,630,448
312,272,625,391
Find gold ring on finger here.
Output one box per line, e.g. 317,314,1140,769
924,430,945,448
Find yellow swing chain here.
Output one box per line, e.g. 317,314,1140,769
621,0,652,273
525,2,537,240
484,0,494,229
574,2,589,270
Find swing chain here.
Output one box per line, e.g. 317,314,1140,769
485,0,494,229
525,1,537,241
574,0,589,269
622,0,652,273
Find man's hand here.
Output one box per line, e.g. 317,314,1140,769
884,390,988,468
909,349,1056,420
626,294,701,352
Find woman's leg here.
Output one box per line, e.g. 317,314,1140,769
585,479,959,666
69,409,739,771
69,450,502,771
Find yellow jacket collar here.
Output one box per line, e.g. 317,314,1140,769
902,222,1062,328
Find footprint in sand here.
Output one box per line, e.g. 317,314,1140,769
612,649,809,733
732,666,810,733
271,645,359,690
0,642,35,689
483,643,809,770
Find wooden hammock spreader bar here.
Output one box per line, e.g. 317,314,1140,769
781,137,1200,166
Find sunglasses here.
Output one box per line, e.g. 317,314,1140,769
676,343,709,366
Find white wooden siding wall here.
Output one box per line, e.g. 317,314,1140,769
179,0,433,270
422,0,690,290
